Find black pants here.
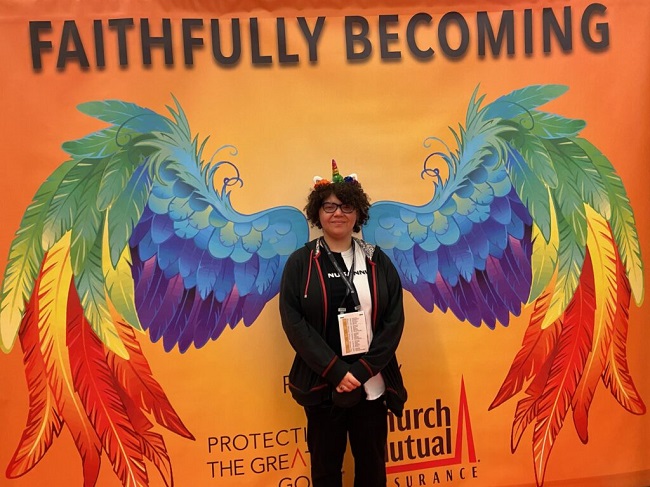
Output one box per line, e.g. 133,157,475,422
305,397,388,487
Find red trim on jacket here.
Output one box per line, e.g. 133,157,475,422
303,249,314,298
322,355,338,378
369,260,378,330
313,254,328,331
359,358,373,376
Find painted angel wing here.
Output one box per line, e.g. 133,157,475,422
127,119,307,352
0,98,307,486
363,85,645,486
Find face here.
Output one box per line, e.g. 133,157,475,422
318,194,358,241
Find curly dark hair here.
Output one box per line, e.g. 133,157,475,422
304,182,371,233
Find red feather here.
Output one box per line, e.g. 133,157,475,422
571,223,618,444
66,283,148,487
491,292,560,410
511,350,555,453
532,251,596,486
6,275,64,478
119,389,174,487
601,255,646,415
107,320,194,440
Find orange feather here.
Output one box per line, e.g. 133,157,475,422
107,320,194,440
6,275,64,478
119,389,174,487
491,291,560,410
532,251,596,486
601,254,646,415
511,350,555,453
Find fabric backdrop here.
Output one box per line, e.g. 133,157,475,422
0,1,648,486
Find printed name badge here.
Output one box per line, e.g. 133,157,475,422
338,310,370,356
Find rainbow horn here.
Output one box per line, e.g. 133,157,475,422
331,159,344,183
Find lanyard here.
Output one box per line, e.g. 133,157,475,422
320,238,361,311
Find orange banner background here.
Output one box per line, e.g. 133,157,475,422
0,1,649,486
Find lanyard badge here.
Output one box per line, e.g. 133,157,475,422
321,238,370,356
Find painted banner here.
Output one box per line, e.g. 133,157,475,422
1,1,649,486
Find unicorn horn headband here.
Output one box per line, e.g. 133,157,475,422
313,160,358,188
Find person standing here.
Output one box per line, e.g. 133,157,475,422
279,161,407,487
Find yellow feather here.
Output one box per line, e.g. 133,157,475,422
37,234,74,348
529,200,560,305
102,222,143,332
0,301,23,353
586,207,618,322
36,232,103,471
573,207,618,420
537,202,565,328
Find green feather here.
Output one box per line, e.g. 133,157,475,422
73,230,127,357
545,151,590,247
107,163,153,267
0,160,77,352
97,137,156,211
501,122,558,188
69,161,107,274
546,138,610,218
573,137,644,304
42,159,97,251
543,209,587,327
97,151,138,211
513,111,586,139
62,126,136,159
504,146,553,242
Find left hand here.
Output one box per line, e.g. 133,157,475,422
336,372,361,393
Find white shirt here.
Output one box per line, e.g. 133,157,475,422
341,245,386,400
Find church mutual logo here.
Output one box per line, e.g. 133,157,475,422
386,378,478,486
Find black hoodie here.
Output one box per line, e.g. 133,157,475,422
279,237,407,416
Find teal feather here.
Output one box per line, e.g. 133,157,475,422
484,84,569,120
77,100,171,134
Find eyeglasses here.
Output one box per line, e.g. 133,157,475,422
321,202,355,213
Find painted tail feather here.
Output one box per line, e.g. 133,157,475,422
494,203,644,486
532,250,596,486
6,273,64,478
571,209,618,443
7,246,193,486
67,284,149,487
601,255,646,415
490,291,559,410
107,319,194,440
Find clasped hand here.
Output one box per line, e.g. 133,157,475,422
336,372,360,393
